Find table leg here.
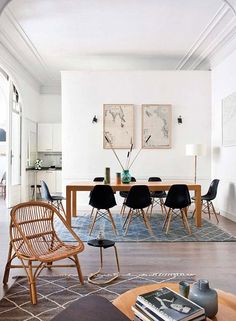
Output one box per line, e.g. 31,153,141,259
72,190,77,217
66,186,71,226
195,185,202,227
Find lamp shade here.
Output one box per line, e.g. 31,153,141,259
186,144,206,156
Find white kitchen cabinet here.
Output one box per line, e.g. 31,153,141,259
38,123,61,152
55,170,62,193
37,170,56,193
52,124,62,152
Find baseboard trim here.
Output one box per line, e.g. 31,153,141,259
220,210,236,222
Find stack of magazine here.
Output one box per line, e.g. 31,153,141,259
132,287,206,321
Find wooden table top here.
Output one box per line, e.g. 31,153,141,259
66,181,201,190
112,283,236,321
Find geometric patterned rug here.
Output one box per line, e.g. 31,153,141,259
56,213,236,242
0,273,195,321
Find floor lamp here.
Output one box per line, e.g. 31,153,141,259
186,144,205,183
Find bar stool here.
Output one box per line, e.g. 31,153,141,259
31,184,41,199
87,239,120,285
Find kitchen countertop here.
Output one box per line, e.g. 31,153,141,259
26,166,62,171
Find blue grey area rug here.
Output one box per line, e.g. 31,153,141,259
56,213,236,242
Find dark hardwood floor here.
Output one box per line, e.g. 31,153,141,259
1,198,236,300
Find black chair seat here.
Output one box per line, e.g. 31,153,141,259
150,191,167,198
52,195,66,201
120,191,129,198
31,184,41,188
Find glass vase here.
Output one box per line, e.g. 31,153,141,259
121,170,131,184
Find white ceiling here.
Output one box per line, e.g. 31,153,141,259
1,0,236,93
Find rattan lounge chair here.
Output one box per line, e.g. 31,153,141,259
3,201,84,304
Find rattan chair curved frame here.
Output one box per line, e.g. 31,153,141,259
3,201,84,305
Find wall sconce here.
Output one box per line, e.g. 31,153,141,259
177,115,182,124
92,115,98,123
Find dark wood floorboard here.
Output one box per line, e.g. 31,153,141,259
1,198,236,300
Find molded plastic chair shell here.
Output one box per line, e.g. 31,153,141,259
201,179,220,201
89,185,116,209
125,185,152,209
165,184,191,209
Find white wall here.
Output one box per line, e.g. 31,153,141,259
38,94,61,123
212,49,236,221
62,70,211,207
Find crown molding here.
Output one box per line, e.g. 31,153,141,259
0,7,55,87
189,18,236,69
176,3,232,70
0,41,40,92
0,0,11,15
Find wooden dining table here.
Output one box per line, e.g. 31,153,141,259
65,181,201,227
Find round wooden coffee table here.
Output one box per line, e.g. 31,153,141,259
113,283,236,321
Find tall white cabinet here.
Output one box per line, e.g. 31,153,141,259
38,123,62,152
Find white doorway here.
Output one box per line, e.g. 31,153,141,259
0,69,22,208
7,83,22,207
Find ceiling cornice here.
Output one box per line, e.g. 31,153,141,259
176,3,231,69
3,7,54,84
189,17,236,69
0,0,11,15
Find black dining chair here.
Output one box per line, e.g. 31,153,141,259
163,184,192,235
192,179,220,223
122,185,152,235
89,184,117,235
89,177,104,218
148,177,167,215
119,177,136,216
41,180,66,216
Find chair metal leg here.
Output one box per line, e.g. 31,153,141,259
125,210,133,235
122,208,131,228
89,210,98,235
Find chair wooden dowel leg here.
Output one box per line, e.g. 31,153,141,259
165,210,173,234
73,254,84,285
3,243,13,285
108,209,118,235
211,202,219,223
28,261,37,305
